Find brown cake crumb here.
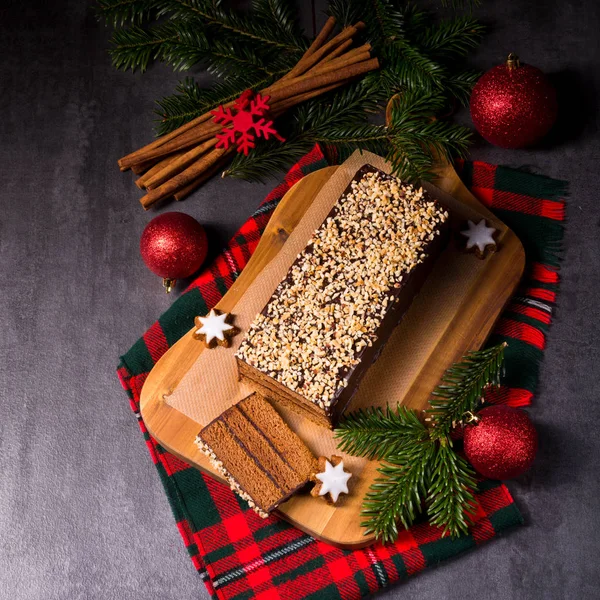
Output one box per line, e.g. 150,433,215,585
195,393,317,516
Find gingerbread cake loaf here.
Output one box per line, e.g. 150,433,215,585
236,165,450,428
195,393,317,517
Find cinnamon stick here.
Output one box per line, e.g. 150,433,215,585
140,146,234,209
267,58,379,104
122,16,338,170
118,112,214,170
174,158,228,201
131,160,155,175
310,50,372,78
120,120,222,170
145,138,219,190
270,78,353,113
126,57,377,170
311,38,353,67
120,20,379,204
135,153,183,189
281,16,337,81
310,43,371,72
272,23,365,84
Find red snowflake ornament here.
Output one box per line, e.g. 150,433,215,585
211,89,285,156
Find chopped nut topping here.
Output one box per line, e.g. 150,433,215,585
236,170,448,410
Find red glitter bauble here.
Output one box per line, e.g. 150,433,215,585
470,54,557,148
463,406,538,480
140,212,208,292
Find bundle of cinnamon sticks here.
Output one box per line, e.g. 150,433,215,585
117,17,379,209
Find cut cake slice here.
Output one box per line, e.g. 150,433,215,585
195,393,317,517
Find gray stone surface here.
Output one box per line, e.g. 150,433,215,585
1,1,599,598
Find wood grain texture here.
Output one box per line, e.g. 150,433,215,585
140,157,525,549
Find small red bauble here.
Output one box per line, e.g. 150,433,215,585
140,212,208,292
470,54,557,148
464,405,538,480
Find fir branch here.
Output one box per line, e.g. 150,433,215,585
444,69,481,107
363,0,405,45
386,90,471,180
382,42,446,94
155,75,272,135
427,440,477,537
97,0,156,27
416,17,485,61
336,345,506,542
251,0,305,47
427,343,507,434
361,440,435,543
109,23,178,71
335,406,429,460
440,0,481,9
328,0,405,46
161,24,291,76
226,84,472,183
295,79,387,132
402,3,430,36
224,135,314,182
314,124,389,163
155,0,305,53
100,0,485,185
327,0,363,28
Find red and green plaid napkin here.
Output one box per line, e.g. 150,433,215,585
118,145,566,599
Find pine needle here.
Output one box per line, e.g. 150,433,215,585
335,344,507,542
427,343,507,434
335,405,429,460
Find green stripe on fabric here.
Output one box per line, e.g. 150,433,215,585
204,544,235,564
494,209,564,268
489,504,525,531
234,493,251,514
272,556,325,586
353,570,372,596
214,276,231,298
155,461,187,523
253,521,292,542
494,165,568,201
476,479,503,493
525,279,559,292
159,288,206,347
419,534,475,565
170,468,222,530
304,583,343,600
300,157,329,176
490,335,544,392
390,553,408,580
229,590,254,600
187,542,199,557
503,310,550,332
121,337,155,377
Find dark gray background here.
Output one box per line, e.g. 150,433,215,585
1,0,599,598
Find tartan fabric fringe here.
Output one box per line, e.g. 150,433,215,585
118,146,566,599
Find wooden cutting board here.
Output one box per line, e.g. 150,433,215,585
139,152,525,549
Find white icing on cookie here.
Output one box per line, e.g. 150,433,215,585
195,309,235,344
315,459,352,503
460,219,497,253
